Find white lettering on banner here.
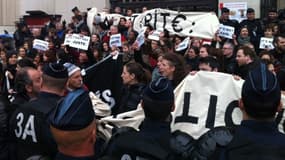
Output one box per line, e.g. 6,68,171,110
259,37,274,49
33,39,49,51
218,24,235,39
68,34,90,50
95,89,116,108
133,8,220,39
14,113,37,143
109,34,122,47
171,71,244,139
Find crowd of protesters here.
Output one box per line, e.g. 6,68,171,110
0,4,285,160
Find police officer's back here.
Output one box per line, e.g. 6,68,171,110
49,89,97,160
9,62,68,160
103,77,175,160
193,63,285,160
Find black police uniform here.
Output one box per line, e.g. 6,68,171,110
55,152,96,160
9,92,61,160
105,118,174,160
222,120,285,160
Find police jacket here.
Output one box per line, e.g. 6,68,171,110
9,92,61,160
0,96,9,160
55,152,96,160
104,118,175,160
207,120,285,160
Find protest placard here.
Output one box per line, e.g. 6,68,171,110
176,37,190,51
109,34,122,47
259,37,274,49
33,39,49,51
69,34,90,50
218,24,235,39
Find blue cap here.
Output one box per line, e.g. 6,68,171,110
43,62,68,79
49,89,95,130
143,77,174,102
242,63,281,118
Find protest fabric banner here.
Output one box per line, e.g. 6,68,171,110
133,8,220,39
96,71,285,140
109,34,122,47
176,37,190,51
68,34,90,50
33,39,49,51
218,24,235,39
172,71,244,139
259,37,274,49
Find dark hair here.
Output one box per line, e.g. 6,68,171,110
125,62,151,84
273,33,285,47
142,96,173,121
189,46,199,56
14,67,34,94
18,58,36,69
221,7,230,13
237,46,257,60
42,74,67,91
198,56,219,71
162,53,187,87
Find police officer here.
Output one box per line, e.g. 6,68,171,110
103,77,175,160
9,62,68,160
49,89,96,160
192,63,285,160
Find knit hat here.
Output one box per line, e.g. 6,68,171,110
143,77,174,102
43,62,68,79
49,89,95,131
64,62,81,77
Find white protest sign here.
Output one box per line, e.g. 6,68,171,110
33,39,49,51
148,29,162,41
172,71,244,139
109,34,122,47
133,8,220,39
136,32,145,48
69,34,90,50
223,2,247,22
176,37,190,51
63,34,73,45
218,24,235,39
259,37,274,49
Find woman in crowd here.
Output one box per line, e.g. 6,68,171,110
185,46,200,71
116,62,151,114
159,53,187,87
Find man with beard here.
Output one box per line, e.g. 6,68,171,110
270,33,285,69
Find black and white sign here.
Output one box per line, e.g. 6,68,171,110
109,34,122,47
218,24,235,39
33,39,49,51
259,37,274,49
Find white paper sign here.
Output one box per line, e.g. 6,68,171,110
133,8,220,39
33,39,49,51
148,30,162,41
218,24,235,39
136,32,145,48
109,34,122,47
176,37,190,51
259,37,274,49
69,34,90,50
63,34,73,45
223,2,247,22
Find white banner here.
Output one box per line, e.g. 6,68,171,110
133,8,220,39
33,39,49,51
218,24,235,39
109,34,122,47
172,71,244,139
259,37,274,49
67,34,90,50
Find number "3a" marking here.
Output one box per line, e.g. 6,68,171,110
14,112,38,143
